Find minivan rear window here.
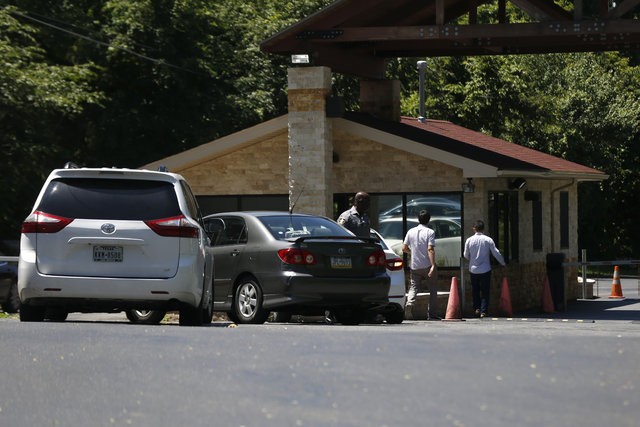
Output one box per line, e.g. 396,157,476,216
38,178,181,220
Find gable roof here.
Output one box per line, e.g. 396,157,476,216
143,113,606,181
343,112,606,180
260,0,640,78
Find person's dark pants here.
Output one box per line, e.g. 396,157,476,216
470,271,492,314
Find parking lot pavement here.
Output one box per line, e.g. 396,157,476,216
66,312,130,323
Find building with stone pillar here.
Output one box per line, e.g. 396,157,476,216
143,66,606,315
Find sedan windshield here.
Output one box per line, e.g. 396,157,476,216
258,215,352,240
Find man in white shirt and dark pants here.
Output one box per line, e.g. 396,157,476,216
463,220,506,318
402,210,438,320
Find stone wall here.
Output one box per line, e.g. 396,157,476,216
179,135,288,195
332,128,464,193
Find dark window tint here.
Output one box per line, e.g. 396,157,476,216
259,215,351,240
38,178,180,220
207,217,247,246
180,180,202,222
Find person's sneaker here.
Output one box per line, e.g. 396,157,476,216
427,314,441,321
480,312,486,318
475,309,481,317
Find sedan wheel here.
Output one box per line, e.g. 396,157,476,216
233,278,268,324
384,303,405,324
336,308,364,325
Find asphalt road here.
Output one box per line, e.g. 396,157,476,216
1,301,639,427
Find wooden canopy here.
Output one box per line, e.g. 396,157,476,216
261,0,640,78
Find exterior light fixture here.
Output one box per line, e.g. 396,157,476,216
462,178,475,193
509,177,527,190
291,54,310,64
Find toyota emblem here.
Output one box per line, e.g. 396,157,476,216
101,223,116,234
338,248,346,255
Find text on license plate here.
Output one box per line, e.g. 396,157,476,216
330,256,351,269
93,245,123,262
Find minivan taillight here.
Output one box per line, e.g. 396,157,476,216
21,211,73,234
145,215,199,238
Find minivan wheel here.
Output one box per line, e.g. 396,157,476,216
45,308,68,322
233,278,268,324
125,310,166,324
19,304,45,322
179,303,203,326
2,280,20,313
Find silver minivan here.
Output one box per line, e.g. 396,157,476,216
18,166,214,325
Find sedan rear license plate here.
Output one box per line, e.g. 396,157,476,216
331,256,351,269
93,245,123,262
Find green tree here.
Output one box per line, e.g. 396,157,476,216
0,0,330,242
400,52,640,259
0,5,103,243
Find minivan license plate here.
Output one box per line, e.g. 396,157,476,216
330,256,351,269
93,245,123,262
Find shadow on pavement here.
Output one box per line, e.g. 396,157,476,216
523,297,640,322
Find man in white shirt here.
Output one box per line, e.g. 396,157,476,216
402,210,437,320
463,220,506,318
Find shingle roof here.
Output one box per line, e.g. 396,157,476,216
344,112,606,179
144,112,606,181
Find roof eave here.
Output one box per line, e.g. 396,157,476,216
496,169,609,181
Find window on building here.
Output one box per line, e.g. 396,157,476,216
334,192,462,268
560,191,569,249
488,192,518,263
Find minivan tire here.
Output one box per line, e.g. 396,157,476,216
125,310,166,324
19,304,45,322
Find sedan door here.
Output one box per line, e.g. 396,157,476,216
205,216,247,306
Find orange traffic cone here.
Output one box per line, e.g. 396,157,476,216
443,276,463,321
541,275,555,314
609,265,624,299
498,277,513,317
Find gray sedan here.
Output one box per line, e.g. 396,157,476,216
203,212,390,325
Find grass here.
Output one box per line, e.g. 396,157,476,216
0,312,17,319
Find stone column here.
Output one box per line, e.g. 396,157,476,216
287,67,333,217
